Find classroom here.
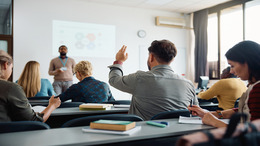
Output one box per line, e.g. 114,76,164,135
1,0,260,145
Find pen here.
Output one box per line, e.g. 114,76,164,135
190,98,193,117
153,121,169,126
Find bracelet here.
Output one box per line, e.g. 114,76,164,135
216,110,223,119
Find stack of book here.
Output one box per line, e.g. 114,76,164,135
82,120,141,135
79,103,113,110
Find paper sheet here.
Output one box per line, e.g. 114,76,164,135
113,105,130,108
32,106,46,112
179,116,229,124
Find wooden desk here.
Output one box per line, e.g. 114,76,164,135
0,119,214,146
46,107,129,128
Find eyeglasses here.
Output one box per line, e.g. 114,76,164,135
73,72,77,76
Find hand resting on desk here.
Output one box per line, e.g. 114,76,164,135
188,105,227,127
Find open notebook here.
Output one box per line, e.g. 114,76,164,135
178,116,229,124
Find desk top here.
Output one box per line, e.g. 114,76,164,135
199,102,219,107
0,119,214,146
51,107,129,116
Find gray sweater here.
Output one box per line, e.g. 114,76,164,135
0,80,43,122
108,64,198,120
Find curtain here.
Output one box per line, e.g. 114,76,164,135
185,13,195,84
193,9,209,82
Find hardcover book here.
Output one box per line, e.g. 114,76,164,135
90,120,136,131
79,103,113,110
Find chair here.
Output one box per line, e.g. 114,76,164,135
59,102,84,108
102,100,131,105
61,114,143,127
0,121,50,133
234,97,240,108
151,109,190,120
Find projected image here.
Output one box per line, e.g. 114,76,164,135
53,20,116,58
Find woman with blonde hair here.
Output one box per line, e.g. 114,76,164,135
18,61,56,97
0,50,60,122
59,60,115,103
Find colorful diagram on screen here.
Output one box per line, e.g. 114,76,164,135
53,20,115,58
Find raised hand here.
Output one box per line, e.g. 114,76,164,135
115,45,128,62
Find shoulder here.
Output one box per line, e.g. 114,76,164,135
41,78,51,83
0,80,24,93
67,57,75,61
89,77,109,86
51,57,59,60
252,82,260,90
217,78,237,84
50,57,59,62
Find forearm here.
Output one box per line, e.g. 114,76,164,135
109,68,123,87
198,90,215,100
202,112,227,128
211,119,227,128
211,109,235,119
48,70,58,76
40,105,56,122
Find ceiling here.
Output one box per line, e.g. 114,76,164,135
83,0,232,13
0,0,232,26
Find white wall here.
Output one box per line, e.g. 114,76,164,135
13,0,189,100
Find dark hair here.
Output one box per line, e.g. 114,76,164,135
59,45,68,50
225,40,260,83
221,67,237,79
148,40,177,63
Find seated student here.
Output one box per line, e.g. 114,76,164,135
59,61,115,103
198,67,247,110
108,40,198,120
188,40,260,128
0,50,60,122
17,61,56,97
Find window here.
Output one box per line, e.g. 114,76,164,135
220,5,243,72
207,1,253,79
245,1,260,43
207,13,219,79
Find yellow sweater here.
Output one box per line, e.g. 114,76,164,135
198,78,247,110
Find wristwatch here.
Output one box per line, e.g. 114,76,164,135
216,110,223,119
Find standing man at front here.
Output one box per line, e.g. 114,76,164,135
49,45,76,95
108,40,198,120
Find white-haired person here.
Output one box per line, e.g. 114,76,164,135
58,61,115,103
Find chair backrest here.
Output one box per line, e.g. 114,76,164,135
151,109,190,120
59,102,84,108
61,114,143,127
102,100,131,105
234,97,240,108
0,121,50,133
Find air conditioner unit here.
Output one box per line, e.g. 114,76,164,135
155,16,191,29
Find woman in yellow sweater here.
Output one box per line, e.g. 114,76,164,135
198,67,247,110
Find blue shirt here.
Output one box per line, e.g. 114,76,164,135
59,77,115,103
35,79,56,97
16,78,56,97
